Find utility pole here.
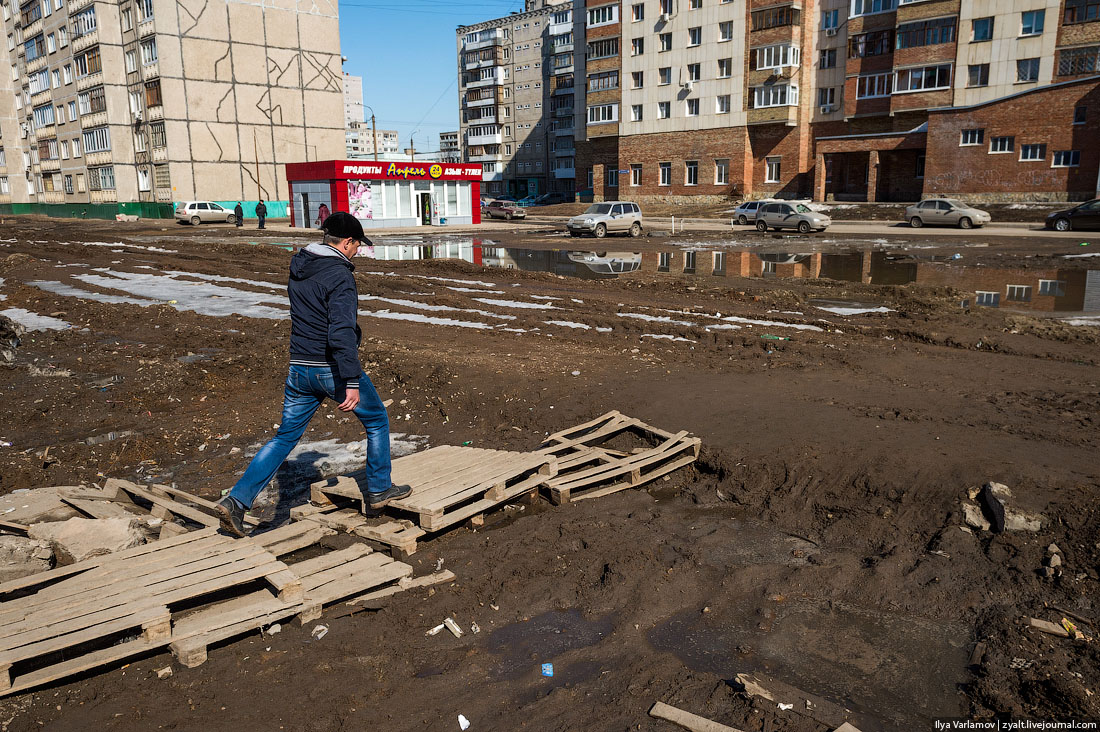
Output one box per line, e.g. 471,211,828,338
252,128,260,200
410,137,415,162
371,113,378,162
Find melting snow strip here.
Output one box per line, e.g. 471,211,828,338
421,275,497,287
815,306,893,316
448,286,506,294
545,320,590,329
617,312,697,327
165,271,284,290
73,270,290,319
529,295,561,301
30,280,161,307
360,295,516,320
0,308,72,331
359,309,493,329
472,298,561,310
642,334,695,343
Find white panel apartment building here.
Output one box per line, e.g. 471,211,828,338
0,0,345,216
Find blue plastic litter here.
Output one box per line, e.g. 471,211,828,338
541,663,554,677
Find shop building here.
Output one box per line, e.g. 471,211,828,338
285,159,483,229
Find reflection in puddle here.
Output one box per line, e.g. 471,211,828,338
485,609,614,681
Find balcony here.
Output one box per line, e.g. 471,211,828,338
72,29,99,52
553,106,574,117
152,147,168,162
549,20,572,36
466,94,497,108
86,151,112,166
470,152,503,163
41,158,60,172
43,190,65,203
147,105,164,121
30,89,52,106
143,62,160,81
69,0,93,12
554,146,575,156
26,55,47,74
467,131,503,146
138,17,155,37
77,71,104,91
467,68,505,88
90,189,118,203
34,126,53,141
464,52,503,71
552,62,573,76
463,28,505,51
553,167,575,179
554,124,574,135
482,168,503,182
468,111,497,125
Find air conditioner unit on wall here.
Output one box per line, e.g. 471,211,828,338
825,27,838,37
820,104,835,114
682,80,693,90
659,12,670,21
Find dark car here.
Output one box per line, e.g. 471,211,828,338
534,192,572,205
485,200,527,220
1046,199,1100,231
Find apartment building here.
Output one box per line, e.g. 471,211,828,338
456,0,574,198
343,72,364,127
439,130,461,163
0,0,345,217
570,0,1100,204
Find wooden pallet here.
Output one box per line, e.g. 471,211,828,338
536,411,701,504
296,505,427,558
311,445,555,532
0,520,421,695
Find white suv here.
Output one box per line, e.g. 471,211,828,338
567,201,643,239
175,201,237,225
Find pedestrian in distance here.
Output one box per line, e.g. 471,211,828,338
234,202,244,228
256,199,267,230
216,212,409,537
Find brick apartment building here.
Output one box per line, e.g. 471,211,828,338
558,0,1100,203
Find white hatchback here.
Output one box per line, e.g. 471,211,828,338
175,201,237,225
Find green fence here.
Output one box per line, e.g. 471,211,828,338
0,200,289,220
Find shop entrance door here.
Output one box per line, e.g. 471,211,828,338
419,193,432,225
300,193,310,227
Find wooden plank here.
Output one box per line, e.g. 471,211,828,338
258,525,335,557
0,520,29,535
61,496,137,519
170,602,302,668
408,453,551,509
551,433,691,491
288,544,373,577
302,555,412,605
152,485,260,526
568,453,698,503
0,602,170,666
309,509,369,532
539,417,642,454
1028,617,1070,637
648,701,745,732
542,410,623,444
115,483,220,528
263,569,304,603
2,634,157,697
420,470,546,532
346,570,455,606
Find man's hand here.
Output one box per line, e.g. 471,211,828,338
338,386,360,412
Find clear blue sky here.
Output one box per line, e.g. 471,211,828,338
338,0,527,155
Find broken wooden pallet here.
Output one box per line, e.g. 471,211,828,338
0,520,421,696
310,445,555,532
295,505,427,558
536,411,700,504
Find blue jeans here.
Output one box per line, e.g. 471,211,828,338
229,365,392,509
257,216,266,229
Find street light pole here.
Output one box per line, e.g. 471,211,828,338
364,105,379,161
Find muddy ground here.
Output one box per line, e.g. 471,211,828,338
0,216,1097,731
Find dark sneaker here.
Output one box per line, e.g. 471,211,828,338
215,497,249,537
367,484,412,509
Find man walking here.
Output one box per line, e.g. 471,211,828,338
256,199,268,230
216,212,408,536
234,202,244,228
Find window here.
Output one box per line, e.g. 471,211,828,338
765,156,781,183
967,63,989,87
1021,10,1044,36
586,103,618,124
29,70,50,95
1053,150,1081,167
915,154,925,179
960,129,984,146
76,47,101,76
818,87,836,106
1020,143,1046,161
716,94,730,113
1064,0,1100,23
150,121,166,148
897,17,956,48
820,48,836,68
659,67,672,85
32,104,55,128
154,165,170,189
63,64,72,84
752,5,798,29
1074,106,1087,124
990,136,1014,153
688,27,701,46
47,33,56,53
687,63,700,81
630,164,642,185
631,71,644,88
857,73,892,99
631,3,643,21
1006,285,1032,302
972,17,993,41
134,129,146,152
689,0,701,7
719,21,733,41
895,64,952,93
78,86,106,115
755,44,799,69
686,98,699,116
659,162,671,185
55,105,63,123
685,161,698,185
718,58,732,77
660,0,671,13
715,158,729,185
849,30,894,58
822,9,839,29
851,0,896,15
87,166,115,191
72,138,80,157
140,37,157,65
657,101,670,118
71,7,96,36
1039,280,1066,297
586,38,618,59
587,4,617,27
630,103,643,121
145,79,161,107
975,291,1000,307
752,83,798,107
125,50,137,73
1017,58,1040,82
51,70,60,88
1058,46,1100,76
82,126,110,152
588,70,619,91
58,27,67,47
122,7,132,30
137,0,153,19
25,34,46,62
659,33,672,51
632,37,644,55
607,169,618,187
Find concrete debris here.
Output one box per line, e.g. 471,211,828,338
1048,543,1062,555
961,500,1044,533
0,314,22,365
1048,554,1063,568
28,516,147,565
961,502,990,531
155,666,172,679
648,701,745,732
734,672,851,729
0,536,54,582
0,487,81,525
977,484,1006,533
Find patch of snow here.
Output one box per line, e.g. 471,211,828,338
1063,253,1100,259
1061,316,1100,326
472,297,561,310
360,295,517,321
529,295,561,301
704,324,743,331
545,320,591,330
0,308,72,331
596,327,612,333
422,275,496,288
716,315,822,331
447,286,506,294
30,280,160,306
359,309,493,330
641,333,695,343
617,311,697,327
167,271,283,290
73,270,290,319
816,306,893,316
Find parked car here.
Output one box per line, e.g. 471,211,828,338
754,202,831,233
566,251,642,274
485,200,527,220
733,199,774,226
534,192,572,205
495,194,517,202
566,201,643,238
175,201,237,225
514,195,540,207
905,199,990,229
1045,199,1100,231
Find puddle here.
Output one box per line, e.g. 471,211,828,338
0,308,73,331
485,609,614,681
648,598,969,729
811,299,894,316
